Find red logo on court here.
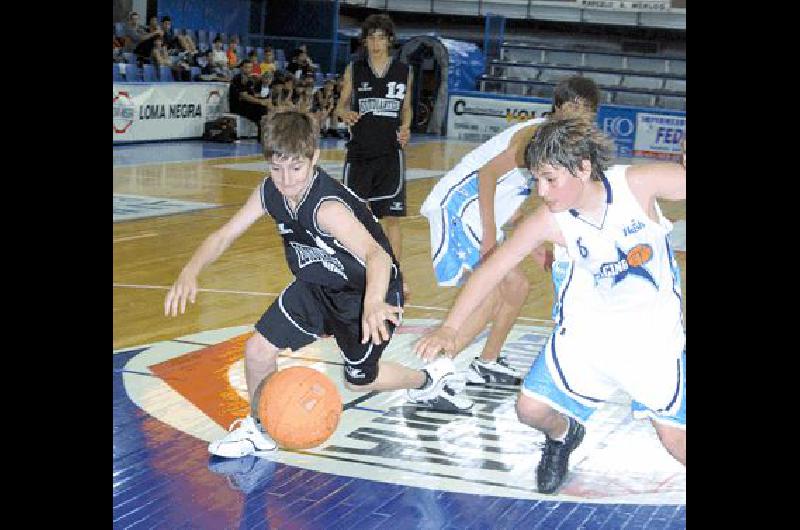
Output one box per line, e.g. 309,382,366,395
113,91,135,134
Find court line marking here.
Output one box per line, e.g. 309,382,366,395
112,283,554,324
113,232,159,243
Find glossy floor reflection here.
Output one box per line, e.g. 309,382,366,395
113,138,686,529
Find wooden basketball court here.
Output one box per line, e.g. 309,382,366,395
113,136,686,528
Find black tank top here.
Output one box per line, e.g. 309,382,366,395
261,167,401,290
347,56,409,159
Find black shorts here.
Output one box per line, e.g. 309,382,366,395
343,150,406,218
255,277,404,385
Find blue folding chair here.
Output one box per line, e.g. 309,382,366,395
158,65,174,82
142,64,157,82
256,47,264,62
122,52,135,64
208,30,217,43
124,63,140,81
197,29,208,44
190,66,201,80
113,63,124,82
314,72,324,85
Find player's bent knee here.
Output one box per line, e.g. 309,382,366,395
516,394,558,428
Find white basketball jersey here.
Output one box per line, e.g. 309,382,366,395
554,165,683,332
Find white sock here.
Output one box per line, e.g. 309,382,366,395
552,416,571,443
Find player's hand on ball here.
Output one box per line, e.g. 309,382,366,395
361,300,402,345
414,326,458,361
164,270,199,317
397,126,410,148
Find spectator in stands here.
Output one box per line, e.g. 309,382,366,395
151,35,171,67
314,79,337,136
133,15,164,62
208,36,232,79
160,16,179,52
176,29,199,57
257,70,274,99
260,47,277,74
229,59,270,140
122,11,160,57
288,49,315,79
248,51,262,76
227,35,240,68
113,36,126,63
196,50,230,81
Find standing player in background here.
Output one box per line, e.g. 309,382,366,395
420,76,600,386
164,111,472,460
336,14,413,297
416,105,686,494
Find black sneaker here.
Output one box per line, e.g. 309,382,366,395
536,416,585,494
465,356,523,385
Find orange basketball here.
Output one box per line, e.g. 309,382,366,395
626,244,653,267
258,366,342,450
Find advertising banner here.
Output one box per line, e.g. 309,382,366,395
576,1,671,12
446,93,553,143
633,112,685,159
449,92,685,161
113,83,229,142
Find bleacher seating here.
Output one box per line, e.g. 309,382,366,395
664,78,686,93
113,64,124,82
614,91,655,107
124,63,139,82
480,40,686,110
625,56,667,74
621,75,664,91
158,66,174,82
584,53,625,70
658,95,686,111
142,64,157,82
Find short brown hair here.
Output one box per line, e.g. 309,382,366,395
360,14,395,42
261,110,319,160
524,102,613,182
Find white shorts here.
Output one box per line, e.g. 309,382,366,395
421,168,531,286
523,314,685,426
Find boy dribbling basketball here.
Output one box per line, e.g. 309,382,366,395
165,111,472,459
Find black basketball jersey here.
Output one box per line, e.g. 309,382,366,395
261,167,401,290
347,56,409,159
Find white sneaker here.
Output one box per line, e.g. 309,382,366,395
408,357,473,412
465,356,523,385
208,416,277,458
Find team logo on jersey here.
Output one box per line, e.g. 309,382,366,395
358,98,400,117
389,201,404,211
289,241,348,280
358,81,372,92
277,223,293,235
623,218,645,237
594,243,657,288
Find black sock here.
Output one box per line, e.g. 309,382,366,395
417,371,432,390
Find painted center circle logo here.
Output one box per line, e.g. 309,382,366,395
118,319,685,504
113,91,135,134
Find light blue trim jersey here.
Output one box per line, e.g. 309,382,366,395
553,165,683,331
421,118,544,286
